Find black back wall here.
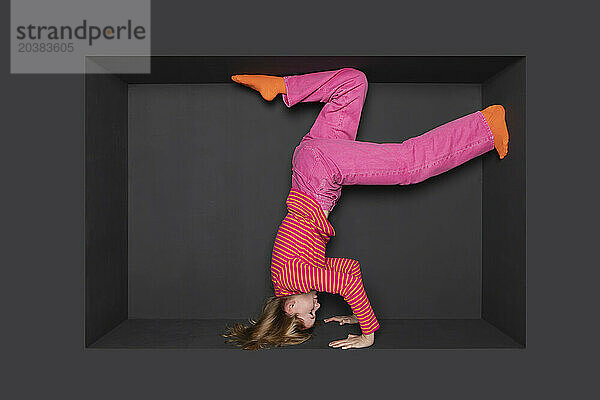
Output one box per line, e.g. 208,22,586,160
127,81,484,319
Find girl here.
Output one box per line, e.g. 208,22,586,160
222,68,509,350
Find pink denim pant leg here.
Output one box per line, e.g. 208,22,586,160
282,68,368,143
283,68,495,213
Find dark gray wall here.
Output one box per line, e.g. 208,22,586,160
85,73,128,345
482,58,527,345
128,82,483,319
6,0,595,395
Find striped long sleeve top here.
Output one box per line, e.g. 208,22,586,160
270,188,380,335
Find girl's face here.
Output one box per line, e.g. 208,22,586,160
285,291,320,328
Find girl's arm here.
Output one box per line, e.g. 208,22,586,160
279,257,379,336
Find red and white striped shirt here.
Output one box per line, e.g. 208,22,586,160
270,189,380,335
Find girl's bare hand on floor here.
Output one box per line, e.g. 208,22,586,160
328,333,374,349
324,314,359,325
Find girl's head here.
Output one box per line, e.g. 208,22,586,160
222,291,320,350
283,290,320,329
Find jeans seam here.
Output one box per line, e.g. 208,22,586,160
282,76,291,106
345,137,489,178
294,144,323,186
478,110,496,144
334,112,343,139
311,149,329,191
405,137,488,174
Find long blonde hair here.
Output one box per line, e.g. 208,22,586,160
222,295,312,350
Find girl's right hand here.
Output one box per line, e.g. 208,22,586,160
328,333,375,349
324,314,359,325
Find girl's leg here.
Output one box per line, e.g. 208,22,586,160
282,68,368,143
283,68,368,207
232,68,369,215
293,110,499,212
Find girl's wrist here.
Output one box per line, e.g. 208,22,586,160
362,332,375,345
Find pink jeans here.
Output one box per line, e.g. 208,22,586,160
283,68,495,212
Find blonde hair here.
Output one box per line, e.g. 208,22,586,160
221,295,312,350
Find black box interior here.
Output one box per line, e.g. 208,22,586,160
85,56,526,349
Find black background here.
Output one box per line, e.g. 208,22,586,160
2,0,597,397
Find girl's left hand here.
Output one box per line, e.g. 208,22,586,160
328,333,374,349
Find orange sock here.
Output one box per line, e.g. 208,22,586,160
231,74,287,101
481,104,509,159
